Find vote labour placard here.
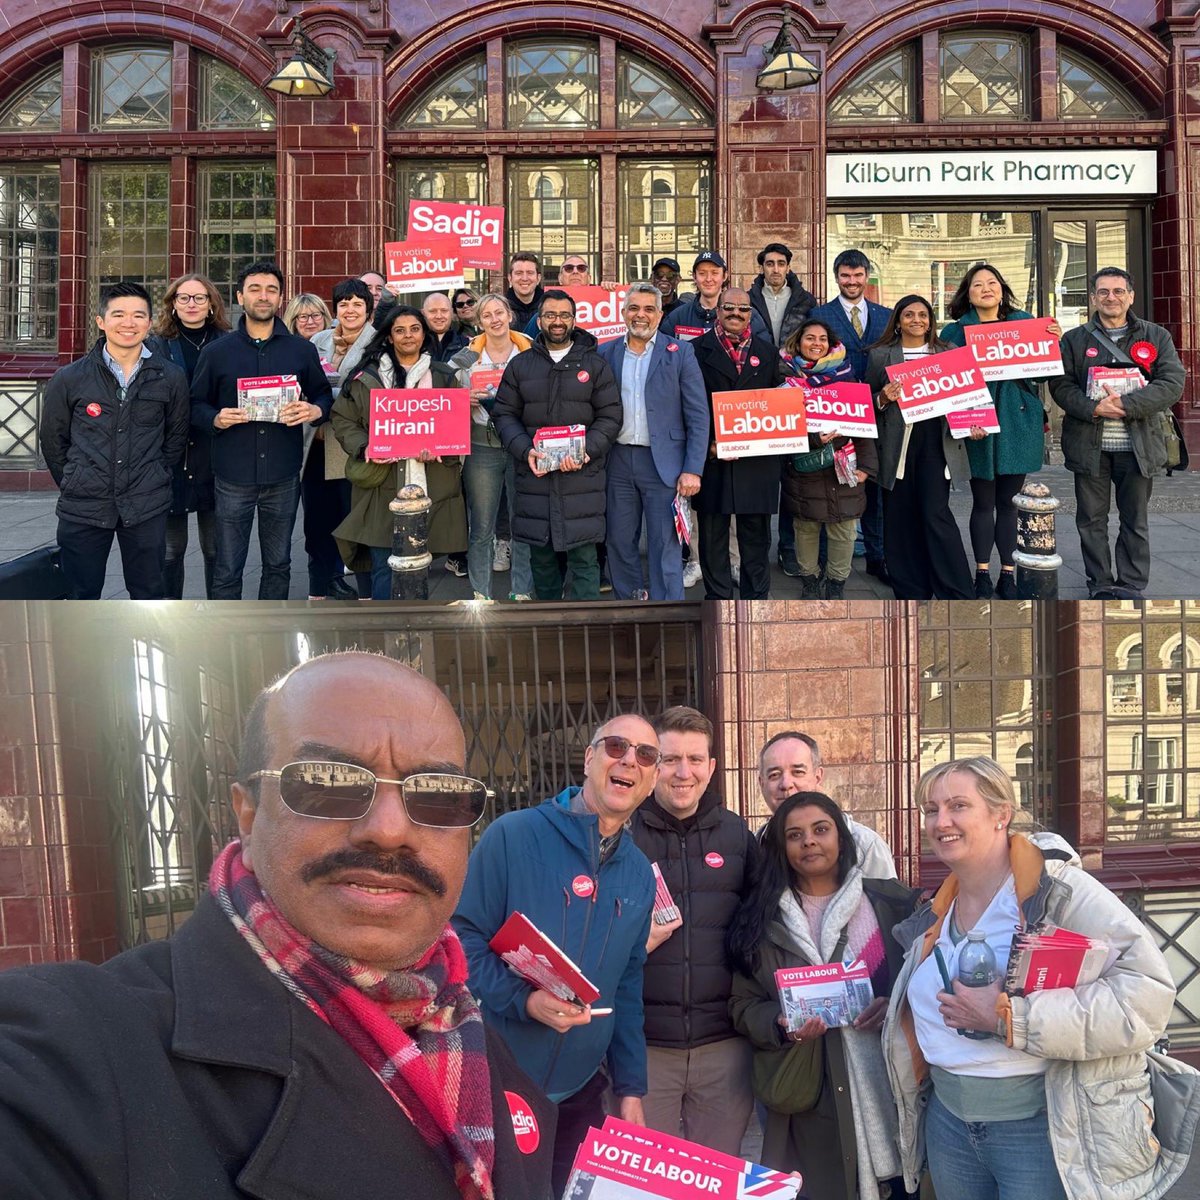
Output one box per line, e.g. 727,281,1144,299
384,238,465,293
406,200,505,270
885,346,993,425
712,388,809,460
367,388,470,460
794,381,878,437
964,317,1064,382
565,285,627,342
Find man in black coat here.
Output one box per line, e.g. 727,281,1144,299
747,242,817,349
691,287,786,599
38,281,190,599
492,289,623,600
630,706,760,1156
190,261,334,600
0,653,556,1200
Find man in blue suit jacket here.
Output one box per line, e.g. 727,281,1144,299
598,283,709,599
808,248,893,583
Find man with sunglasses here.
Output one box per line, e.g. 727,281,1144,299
521,256,622,337
454,713,659,1198
0,653,556,1200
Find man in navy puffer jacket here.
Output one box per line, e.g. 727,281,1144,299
454,713,657,1196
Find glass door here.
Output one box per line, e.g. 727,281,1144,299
1046,209,1147,333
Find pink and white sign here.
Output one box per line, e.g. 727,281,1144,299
946,406,1001,438
406,200,506,270
384,238,465,293
964,317,1064,381
565,285,628,343
367,388,470,460
787,381,878,437
886,345,993,425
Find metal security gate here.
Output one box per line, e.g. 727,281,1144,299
63,604,703,949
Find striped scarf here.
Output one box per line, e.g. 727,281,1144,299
210,842,495,1200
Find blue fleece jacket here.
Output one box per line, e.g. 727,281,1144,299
452,788,655,1102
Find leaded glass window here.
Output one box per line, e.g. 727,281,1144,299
197,163,276,305
396,159,487,287
198,54,276,130
91,45,172,131
0,66,63,131
617,52,709,128
89,163,170,312
828,48,914,123
1058,49,1141,120
507,41,599,129
0,167,59,351
618,159,712,281
507,159,598,275
398,55,486,129
940,33,1028,120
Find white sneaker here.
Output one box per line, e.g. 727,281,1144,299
730,562,740,585
509,592,534,602
682,560,703,589
492,539,511,572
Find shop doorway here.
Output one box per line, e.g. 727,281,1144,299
1045,209,1147,332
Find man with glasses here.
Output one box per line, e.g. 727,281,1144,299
521,256,622,336
690,286,785,599
0,652,556,1199
455,713,659,1198
1050,267,1185,599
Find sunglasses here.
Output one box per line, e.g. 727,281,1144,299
721,305,752,313
454,299,476,309
560,263,588,273
592,736,660,768
249,761,491,827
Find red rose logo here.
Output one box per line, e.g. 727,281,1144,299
86,403,102,417
749,356,761,367
1130,341,1157,368
577,370,590,383
1085,348,1098,358
505,1092,541,1154
667,343,679,353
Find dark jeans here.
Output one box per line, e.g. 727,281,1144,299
58,512,167,600
212,476,301,600
163,509,217,599
969,473,1025,568
697,512,771,599
529,543,600,600
1074,451,1153,593
301,444,352,596
551,1071,609,1199
861,476,884,561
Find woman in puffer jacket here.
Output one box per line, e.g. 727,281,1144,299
883,755,1198,1200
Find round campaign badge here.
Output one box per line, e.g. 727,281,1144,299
505,1092,541,1154
577,370,590,383
572,874,595,898
749,356,760,367
1085,347,1099,358
1130,340,1158,368
667,343,679,352
85,402,102,417
704,852,725,869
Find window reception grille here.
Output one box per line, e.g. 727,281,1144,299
617,53,709,127
198,54,276,131
91,45,172,131
618,159,713,282
828,48,914,123
507,41,599,129
398,54,487,129
940,33,1028,120
0,65,63,130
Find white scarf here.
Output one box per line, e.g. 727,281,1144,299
378,352,433,492
778,868,902,1200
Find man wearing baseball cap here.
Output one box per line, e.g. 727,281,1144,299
652,258,684,319
661,251,769,343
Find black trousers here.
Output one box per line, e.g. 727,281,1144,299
697,512,772,599
58,512,168,600
301,445,352,596
551,1071,609,1199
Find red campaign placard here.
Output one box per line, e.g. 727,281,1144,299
406,200,506,270
367,388,470,460
712,387,808,460
945,405,1001,438
886,345,993,425
564,285,628,343
384,238,465,293
786,380,878,437
964,317,1064,382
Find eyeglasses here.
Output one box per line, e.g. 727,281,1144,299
248,761,492,827
560,263,588,273
591,736,661,768
720,304,752,314
1094,289,1130,299
454,299,476,310
296,312,325,324
176,293,209,306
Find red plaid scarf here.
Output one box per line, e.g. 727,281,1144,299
717,328,750,371
210,842,495,1200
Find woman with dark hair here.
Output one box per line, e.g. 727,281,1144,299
728,792,919,1200
148,273,230,598
866,295,974,600
941,264,1061,599
330,304,467,599
451,288,481,337
780,319,877,599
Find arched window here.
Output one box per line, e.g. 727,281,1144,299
1057,49,1143,119
0,66,62,131
198,54,276,131
828,48,914,123
617,52,710,127
397,54,486,130
507,41,599,129
940,32,1028,120
91,44,173,130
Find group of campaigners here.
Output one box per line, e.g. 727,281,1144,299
38,242,1184,601
1,651,1195,1200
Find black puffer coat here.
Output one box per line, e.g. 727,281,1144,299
492,330,622,550
39,340,190,529
630,792,760,1049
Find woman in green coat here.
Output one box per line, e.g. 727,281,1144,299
941,264,1061,599
331,303,467,599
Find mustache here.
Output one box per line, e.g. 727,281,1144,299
301,848,447,897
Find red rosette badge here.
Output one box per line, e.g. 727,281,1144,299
1130,341,1158,369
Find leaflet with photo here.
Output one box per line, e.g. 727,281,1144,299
236,374,301,422
650,862,681,925
1087,366,1144,400
774,959,873,1031
1003,922,1114,997
489,911,600,1007
534,424,587,471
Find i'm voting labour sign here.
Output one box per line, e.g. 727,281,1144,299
886,346,994,425
964,318,1064,382
367,388,470,460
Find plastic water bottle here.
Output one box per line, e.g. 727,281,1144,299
957,931,998,1041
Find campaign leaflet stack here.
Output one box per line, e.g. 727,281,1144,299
774,960,874,1031
650,862,681,925
1002,922,1113,997
489,911,601,1008
534,424,587,471
237,374,301,422
1087,366,1145,400
563,1116,801,1200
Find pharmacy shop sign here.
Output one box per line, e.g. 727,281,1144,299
826,151,1157,198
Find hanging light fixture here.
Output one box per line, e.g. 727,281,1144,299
755,12,822,91
265,20,336,97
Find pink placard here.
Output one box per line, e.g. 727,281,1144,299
964,317,1064,381
367,387,471,460
405,200,506,270
886,345,993,424
383,238,465,293
788,380,878,437
945,406,1001,438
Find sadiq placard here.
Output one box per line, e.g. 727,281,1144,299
712,388,809,460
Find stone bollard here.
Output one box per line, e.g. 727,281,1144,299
1012,481,1062,601
388,483,433,601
